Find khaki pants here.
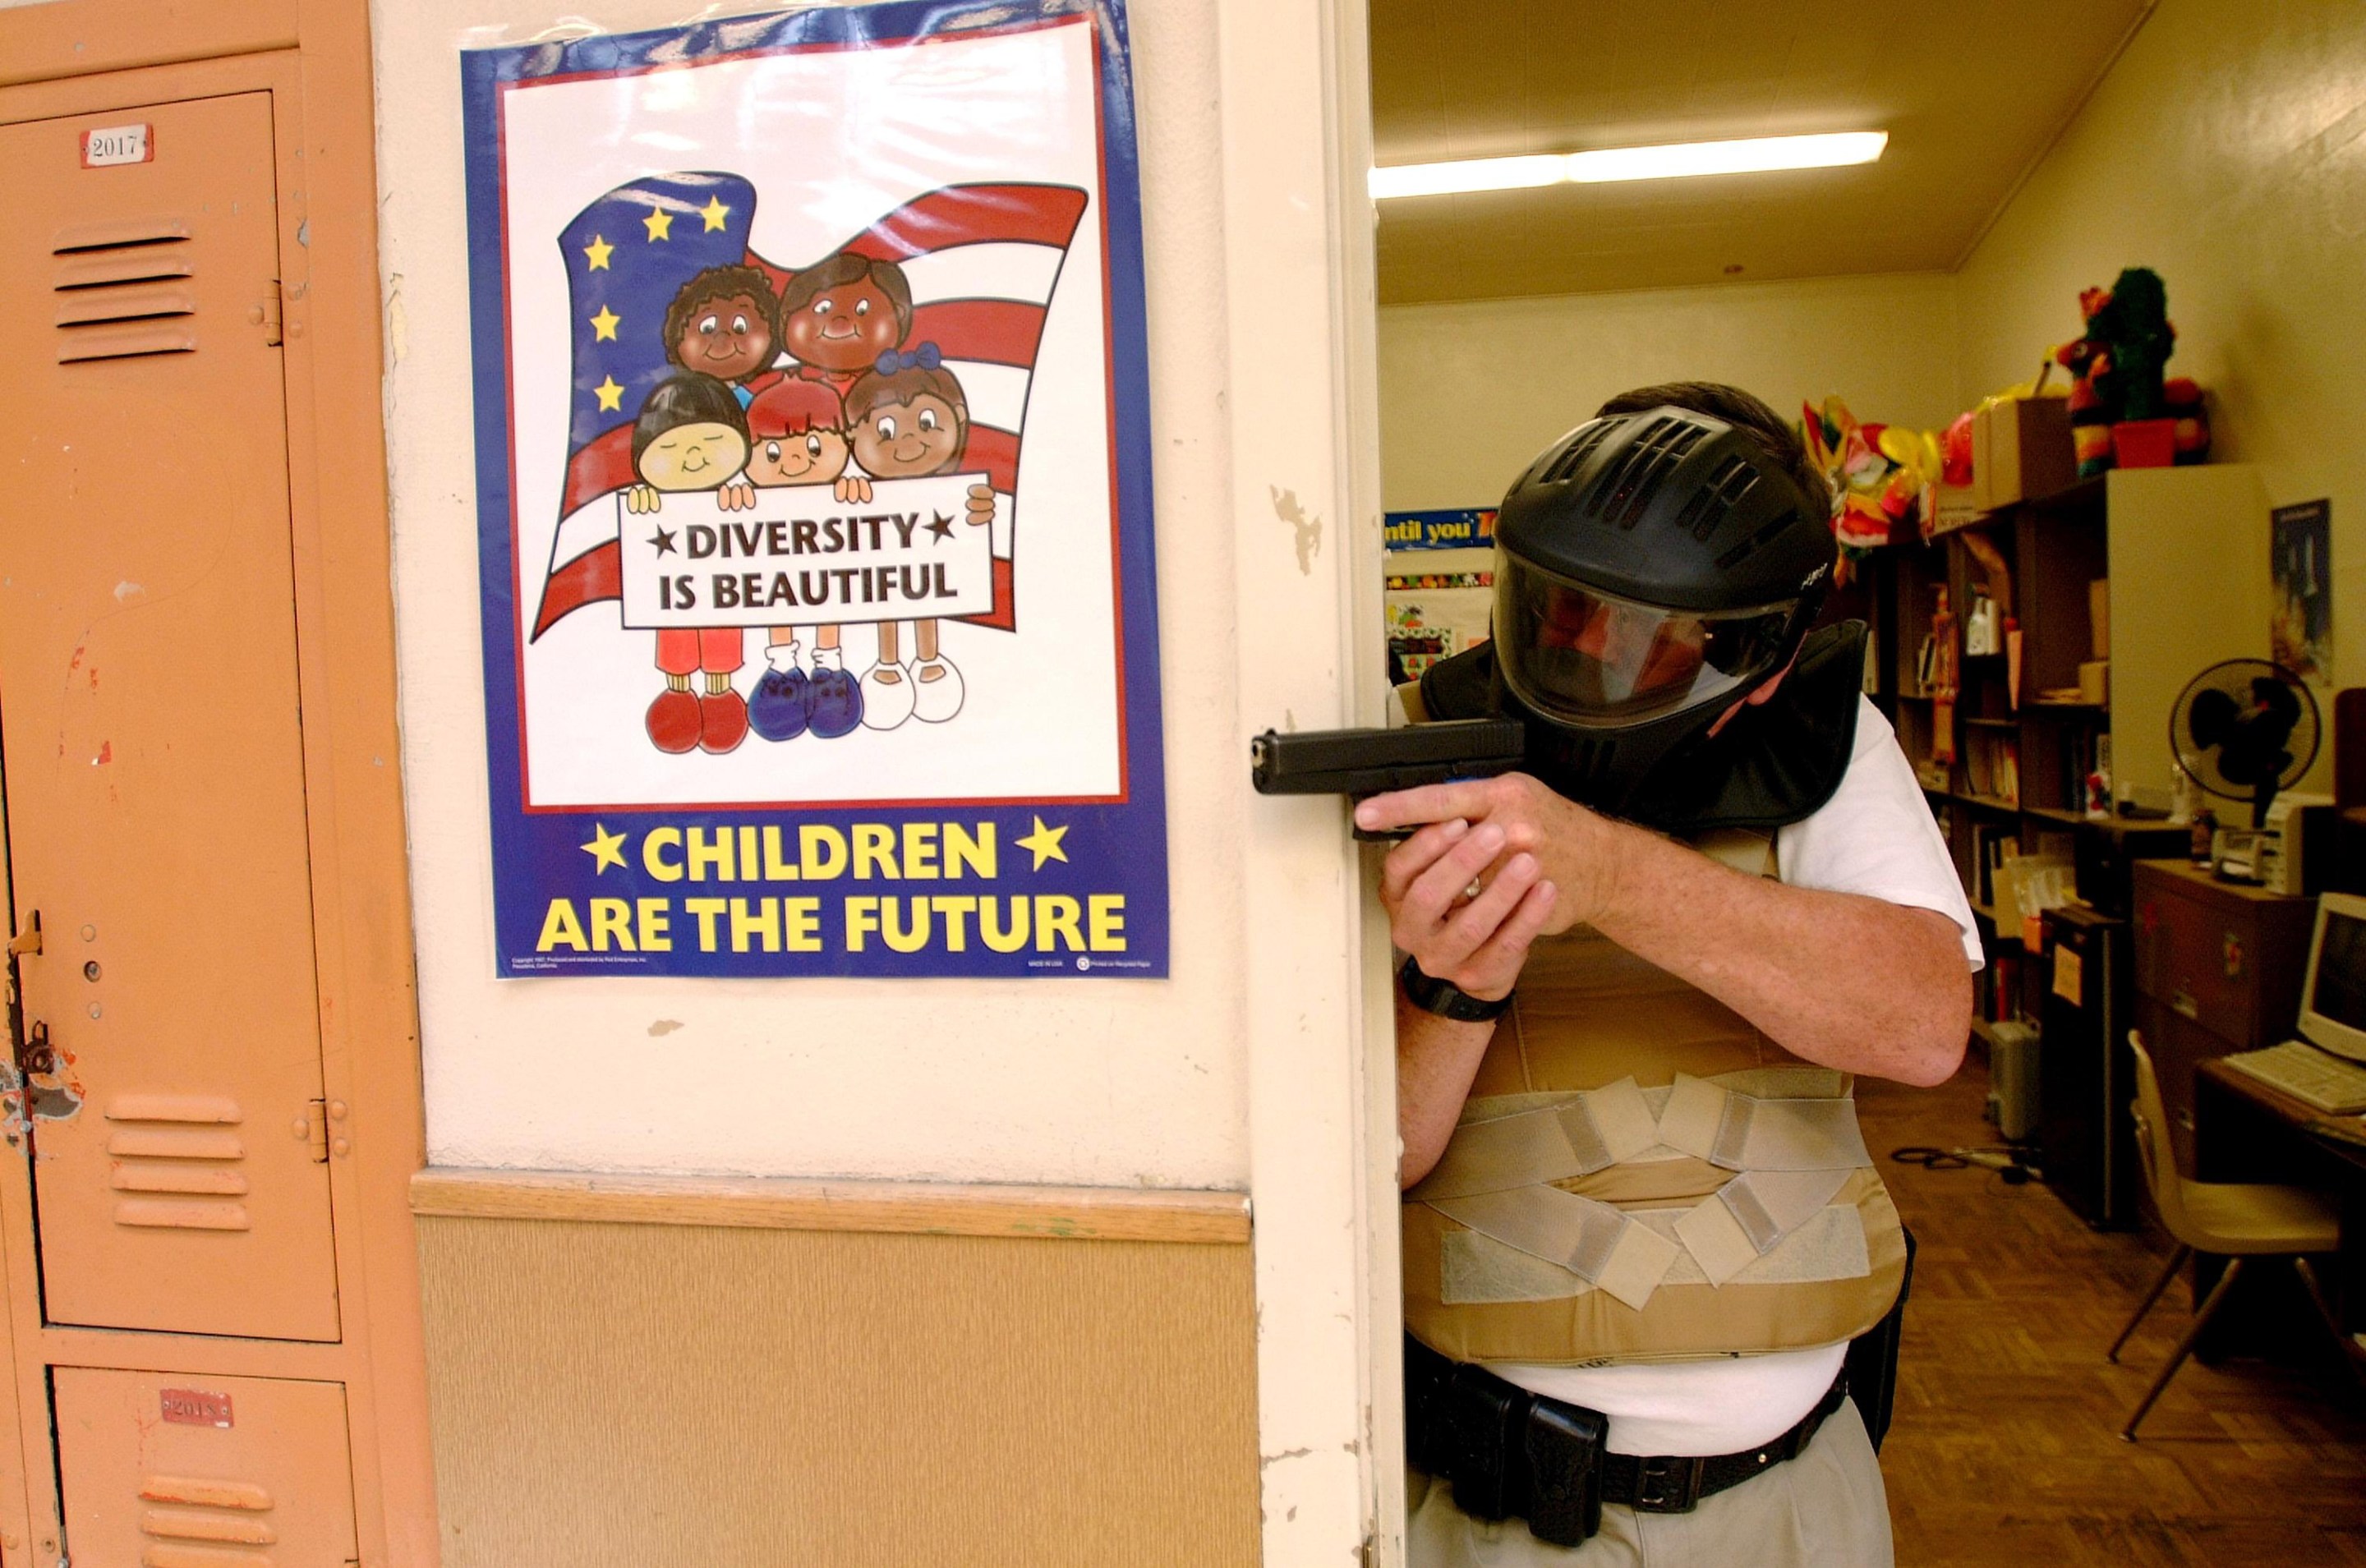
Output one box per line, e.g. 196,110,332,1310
1406,1397,1893,1568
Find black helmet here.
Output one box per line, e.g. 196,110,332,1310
1490,404,1834,809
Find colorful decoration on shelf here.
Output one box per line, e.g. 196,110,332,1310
1801,395,1942,582
1940,410,1976,487
2052,266,2210,478
2164,375,2211,464
1922,584,1959,766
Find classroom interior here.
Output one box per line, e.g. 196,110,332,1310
1369,2,2366,1562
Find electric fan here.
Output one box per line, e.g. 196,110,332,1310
2167,659,2321,826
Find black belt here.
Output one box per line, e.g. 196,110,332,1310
1405,1335,1851,1547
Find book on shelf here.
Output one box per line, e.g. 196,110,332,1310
1978,951,2023,1023
1969,823,2013,908
1962,728,2020,807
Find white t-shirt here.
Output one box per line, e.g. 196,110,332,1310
1487,697,1980,1457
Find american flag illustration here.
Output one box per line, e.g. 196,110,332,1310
531,172,1089,639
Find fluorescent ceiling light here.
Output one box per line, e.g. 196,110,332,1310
1367,154,1565,200
1370,131,1887,200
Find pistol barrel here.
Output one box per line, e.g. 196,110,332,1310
1250,718,1526,797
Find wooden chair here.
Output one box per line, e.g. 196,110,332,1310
2108,1032,2350,1439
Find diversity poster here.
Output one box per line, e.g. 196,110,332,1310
460,0,1167,977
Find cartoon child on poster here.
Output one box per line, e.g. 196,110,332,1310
844,347,996,726
741,377,867,740
664,264,781,407
624,372,757,753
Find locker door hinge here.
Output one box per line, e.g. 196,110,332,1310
5,913,39,958
249,283,283,347
302,1098,329,1163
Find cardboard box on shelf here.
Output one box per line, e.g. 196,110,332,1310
2088,578,2109,659
1926,398,2077,535
1980,397,2077,507
2079,659,2109,706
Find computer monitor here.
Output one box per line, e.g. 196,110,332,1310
2299,890,2366,1063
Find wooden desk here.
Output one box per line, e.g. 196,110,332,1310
2131,861,2318,1175
2193,1055,2366,1338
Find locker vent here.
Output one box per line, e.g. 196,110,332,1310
142,1474,278,1565
52,216,196,364
105,1097,250,1232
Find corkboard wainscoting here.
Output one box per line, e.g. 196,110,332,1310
414,1170,1259,1568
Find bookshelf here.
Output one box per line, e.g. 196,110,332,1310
1861,464,2272,1033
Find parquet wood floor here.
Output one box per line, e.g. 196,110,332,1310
1862,1063,2366,1566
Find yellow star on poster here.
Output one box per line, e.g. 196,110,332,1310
1015,816,1070,871
580,822,628,874
582,233,615,271
642,205,674,241
592,375,624,412
589,305,621,342
698,195,730,232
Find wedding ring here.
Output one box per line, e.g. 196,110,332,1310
1463,879,1485,901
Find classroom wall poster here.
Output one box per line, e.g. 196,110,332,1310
1383,508,1495,685
460,0,1167,977
2270,498,2332,688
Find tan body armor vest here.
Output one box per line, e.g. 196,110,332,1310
1402,831,1908,1368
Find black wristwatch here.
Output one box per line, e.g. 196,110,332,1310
1397,954,1514,1022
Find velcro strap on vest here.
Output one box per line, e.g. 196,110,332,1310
1429,1186,1681,1311
1412,1079,1660,1201
1655,1076,1871,1172
1671,1168,1855,1285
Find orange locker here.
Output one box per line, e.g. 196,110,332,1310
52,1367,358,1566
0,92,340,1343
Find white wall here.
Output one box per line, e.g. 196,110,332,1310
1954,0,2366,706
374,0,1253,1187
1379,272,1960,512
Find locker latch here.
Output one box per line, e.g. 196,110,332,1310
16,1022,54,1079
302,1097,329,1163
4,913,38,958
249,283,283,347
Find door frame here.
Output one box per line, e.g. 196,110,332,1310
1216,0,1401,1561
0,8,431,1563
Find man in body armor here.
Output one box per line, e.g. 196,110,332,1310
1362,384,1977,1566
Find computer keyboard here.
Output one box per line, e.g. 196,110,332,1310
2223,1041,2366,1114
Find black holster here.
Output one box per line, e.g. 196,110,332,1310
1404,1336,1604,1546
1844,1224,1916,1452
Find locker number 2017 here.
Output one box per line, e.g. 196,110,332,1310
81,123,152,167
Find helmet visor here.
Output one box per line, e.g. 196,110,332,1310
1494,557,1802,727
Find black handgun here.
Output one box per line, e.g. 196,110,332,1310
1250,718,1527,839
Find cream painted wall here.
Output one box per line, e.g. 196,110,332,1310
372,0,1252,1186
1954,0,2366,709
1378,272,1959,511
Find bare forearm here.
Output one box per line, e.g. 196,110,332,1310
1590,821,1970,1087
1397,996,1496,1188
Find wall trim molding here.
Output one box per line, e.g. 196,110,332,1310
411,1167,1251,1244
